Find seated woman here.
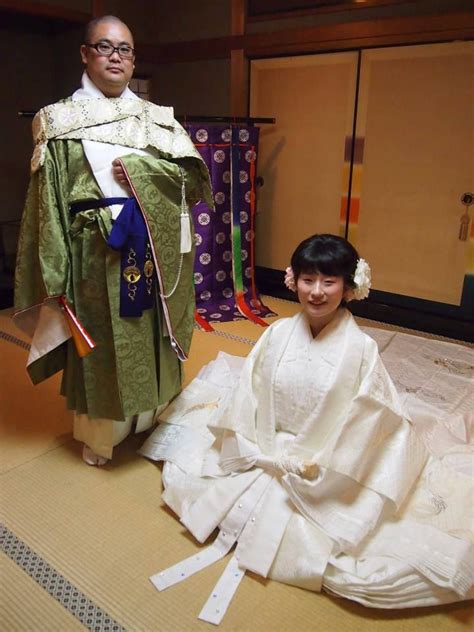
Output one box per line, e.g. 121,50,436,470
142,234,473,624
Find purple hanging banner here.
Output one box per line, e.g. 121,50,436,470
185,124,276,325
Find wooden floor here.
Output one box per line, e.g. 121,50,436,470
1,298,473,632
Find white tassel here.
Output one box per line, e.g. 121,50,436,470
180,212,192,253
179,167,192,254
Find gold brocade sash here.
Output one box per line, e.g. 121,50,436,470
31,97,203,172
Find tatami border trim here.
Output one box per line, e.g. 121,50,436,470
0,330,31,351
0,523,125,632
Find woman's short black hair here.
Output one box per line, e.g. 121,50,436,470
290,234,359,289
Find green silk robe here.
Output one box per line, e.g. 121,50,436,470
15,139,210,420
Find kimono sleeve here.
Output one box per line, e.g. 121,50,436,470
173,156,213,210
210,321,280,444
325,336,428,509
15,141,72,312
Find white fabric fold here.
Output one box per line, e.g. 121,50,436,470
281,468,386,550
236,477,293,577
181,470,265,544
26,298,71,366
151,472,274,621
357,519,474,597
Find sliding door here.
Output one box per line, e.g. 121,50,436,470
354,42,473,305
250,52,358,269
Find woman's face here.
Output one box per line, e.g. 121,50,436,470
296,271,346,335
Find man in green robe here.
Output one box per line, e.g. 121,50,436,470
14,16,212,465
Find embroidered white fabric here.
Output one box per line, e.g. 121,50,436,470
144,311,474,622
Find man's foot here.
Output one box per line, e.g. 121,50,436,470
82,444,109,466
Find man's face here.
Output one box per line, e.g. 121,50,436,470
80,20,135,97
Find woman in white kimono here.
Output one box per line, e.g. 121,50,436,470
142,234,473,624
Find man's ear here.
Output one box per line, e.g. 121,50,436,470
80,45,88,65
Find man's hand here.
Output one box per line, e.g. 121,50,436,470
112,159,130,187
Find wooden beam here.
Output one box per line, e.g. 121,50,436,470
138,38,229,64
247,0,417,21
91,0,106,18
232,0,246,34
244,11,474,56
246,26,474,57
137,10,474,64
0,0,89,23
231,0,248,117
231,49,248,116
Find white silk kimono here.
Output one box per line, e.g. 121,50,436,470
141,309,474,623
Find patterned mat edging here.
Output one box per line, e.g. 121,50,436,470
0,330,31,351
197,327,256,347
0,523,125,632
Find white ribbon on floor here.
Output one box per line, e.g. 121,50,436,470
150,466,295,624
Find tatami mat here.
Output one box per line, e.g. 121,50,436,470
1,299,472,631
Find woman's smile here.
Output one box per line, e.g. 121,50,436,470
296,271,347,336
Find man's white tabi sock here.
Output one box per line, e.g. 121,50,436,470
82,444,109,466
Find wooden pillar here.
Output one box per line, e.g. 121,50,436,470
91,0,105,18
230,0,248,117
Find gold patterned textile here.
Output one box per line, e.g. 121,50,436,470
14,109,211,419
30,98,210,203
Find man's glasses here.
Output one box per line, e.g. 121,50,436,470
86,42,135,59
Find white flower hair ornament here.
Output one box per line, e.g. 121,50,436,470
284,267,296,292
351,258,371,300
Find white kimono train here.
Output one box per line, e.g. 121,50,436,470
141,309,473,624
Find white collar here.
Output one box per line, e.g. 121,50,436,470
73,70,138,101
